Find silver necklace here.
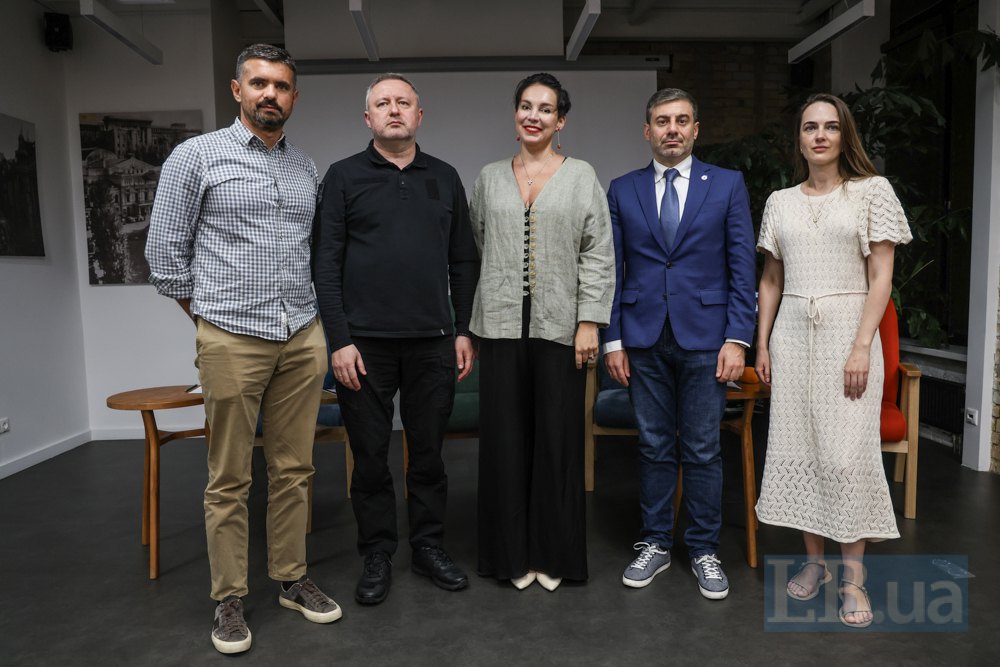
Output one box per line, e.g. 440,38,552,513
518,152,555,186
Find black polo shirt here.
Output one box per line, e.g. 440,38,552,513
314,141,480,351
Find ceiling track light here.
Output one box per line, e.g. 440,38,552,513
79,0,163,65
349,0,380,62
788,0,875,64
566,0,601,61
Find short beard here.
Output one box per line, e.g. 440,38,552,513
251,109,285,130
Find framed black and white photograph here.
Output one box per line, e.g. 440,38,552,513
0,112,44,257
80,110,201,284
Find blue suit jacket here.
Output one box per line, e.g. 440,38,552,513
605,156,756,351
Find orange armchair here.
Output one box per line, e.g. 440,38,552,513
878,301,921,520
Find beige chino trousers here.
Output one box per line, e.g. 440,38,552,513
195,317,326,600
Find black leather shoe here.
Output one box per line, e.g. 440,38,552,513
411,545,469,591
355,551,392,605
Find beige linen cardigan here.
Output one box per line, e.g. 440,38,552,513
469,157,615,346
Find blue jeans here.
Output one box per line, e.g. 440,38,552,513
627,318,726,557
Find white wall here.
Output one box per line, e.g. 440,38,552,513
291,71,654,194
964,0,1000,471
211,0,247,131
0,1,91,478
63,11,218,439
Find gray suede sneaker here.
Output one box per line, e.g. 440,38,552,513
279,577,343,623
691,554,730,600
622,542,671,588
211,596,251,654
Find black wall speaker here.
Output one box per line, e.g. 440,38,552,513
44,13,73,52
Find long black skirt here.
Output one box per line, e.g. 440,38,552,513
476,300,588,581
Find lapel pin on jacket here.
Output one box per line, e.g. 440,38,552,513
701,174,708,180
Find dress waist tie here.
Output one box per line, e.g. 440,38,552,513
782,290,869,435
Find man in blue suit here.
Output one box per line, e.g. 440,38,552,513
604,88,755,599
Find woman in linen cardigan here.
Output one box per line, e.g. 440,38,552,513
470,73,614,591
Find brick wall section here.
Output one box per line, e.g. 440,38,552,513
992,281,1000,473
581,41,798,146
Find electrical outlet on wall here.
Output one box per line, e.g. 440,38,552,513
0,417,9,434
964,408,979,426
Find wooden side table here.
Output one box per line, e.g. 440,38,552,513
107,385,205,579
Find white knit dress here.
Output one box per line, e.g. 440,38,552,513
755,176,911,542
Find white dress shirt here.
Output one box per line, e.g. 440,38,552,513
654,154,692,220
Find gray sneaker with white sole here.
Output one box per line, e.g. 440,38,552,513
279,577,343,623
691,553,730,600
622,542,671,588
212,596,251,654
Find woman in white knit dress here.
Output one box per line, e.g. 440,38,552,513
754,94,911,628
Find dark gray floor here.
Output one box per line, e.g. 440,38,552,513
1,431,998,666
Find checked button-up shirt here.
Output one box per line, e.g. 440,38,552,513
147,118,319,341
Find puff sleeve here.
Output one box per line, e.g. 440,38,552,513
859,176,912,257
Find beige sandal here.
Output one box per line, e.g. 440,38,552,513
839,579,874,628
786,561,831,601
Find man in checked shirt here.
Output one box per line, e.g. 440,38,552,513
146,44,340,655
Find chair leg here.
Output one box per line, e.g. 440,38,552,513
904,442,918,520
893,452,905,484
740,402,759,568
585,428,595,492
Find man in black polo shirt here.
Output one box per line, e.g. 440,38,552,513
314,73,480,605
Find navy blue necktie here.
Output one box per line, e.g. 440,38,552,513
660,168,680,248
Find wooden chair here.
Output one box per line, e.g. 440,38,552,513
584,360,768,567
584,358,641,493
878,301,921,519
